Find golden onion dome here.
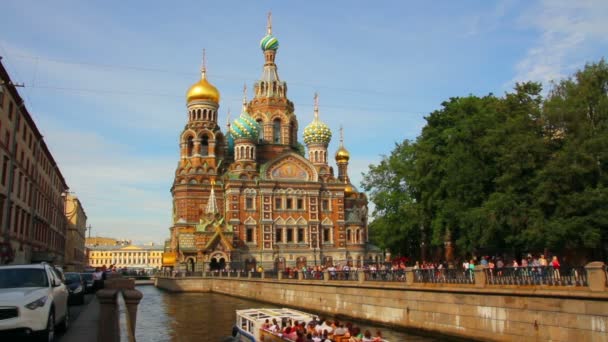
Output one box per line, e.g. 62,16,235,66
344,183,356,195
186,75,220,103
335,145,350,162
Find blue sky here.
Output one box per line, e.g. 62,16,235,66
1,0,607,244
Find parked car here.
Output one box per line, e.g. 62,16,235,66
64,273,85,305
80,272,94,293
0,263,70,341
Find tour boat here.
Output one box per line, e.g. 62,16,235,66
233,308,315,342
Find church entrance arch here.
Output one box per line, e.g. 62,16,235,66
186,257,196,272
209,251,229,271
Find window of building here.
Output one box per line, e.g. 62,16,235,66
256,119,263,140
297,228,304,243
0,89,4,108
297,198,303,210
286,228,293,243
245,197,253,210
187,136,194,156
1,156,8,186
201,135,209,156
275,198,281,210
246,227,254,243
286,198,293,209
273,119,281,143
322,199,329,211
8,102,13,121
323,227,331,242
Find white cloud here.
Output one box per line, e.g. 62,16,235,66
512,0,608,86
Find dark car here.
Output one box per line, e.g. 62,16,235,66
64,272,85,305
80,273,94,293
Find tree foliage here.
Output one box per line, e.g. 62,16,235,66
362,60,608,258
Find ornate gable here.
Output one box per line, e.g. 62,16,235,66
262,153,318,182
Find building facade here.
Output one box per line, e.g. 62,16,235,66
0,59,70,265
63,194,87,271
88,244,163,270
163,16,381,272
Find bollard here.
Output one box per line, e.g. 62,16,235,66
122,289,144,336
323,270,329,282
261,271,265,279
358,270,365,284
248,271,252,279
298,271,304,280
405,267,414,285
278,271,283,280
585,262,607,292
97,289,119,342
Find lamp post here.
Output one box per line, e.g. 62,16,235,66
312,236,317,266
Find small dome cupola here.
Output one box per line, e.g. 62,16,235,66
229,85,261,141
186,49,220,104
335,126,350,163
260,12,279,51
303,93,332,146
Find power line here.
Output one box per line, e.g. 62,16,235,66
7,51,407,97
21,83,426,115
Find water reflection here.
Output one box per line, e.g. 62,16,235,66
136,286,437,342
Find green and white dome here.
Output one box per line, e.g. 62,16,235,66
260,34,279,51
230,110,260,141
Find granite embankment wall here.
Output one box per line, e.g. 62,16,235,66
155,271,608,342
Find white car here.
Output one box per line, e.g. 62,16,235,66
0,263,70,341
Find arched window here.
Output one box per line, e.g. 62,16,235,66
347,229,352,243
256,119,263,140
197,109,201,120
201,135,209,156
187,136,194,156
273,119,281,143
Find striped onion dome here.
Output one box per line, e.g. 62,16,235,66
260,34,279,51
230,110,260,141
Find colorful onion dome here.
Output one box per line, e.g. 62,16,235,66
260,34,279,51
304,93,332,145
230,110,260,141
303,118,332,145
187,50,220,103
260,12,279,51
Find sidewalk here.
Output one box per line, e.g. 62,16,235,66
59,295,99,342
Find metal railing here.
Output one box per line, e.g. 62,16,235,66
363,269,406,282
328,270,359,281
413,268,475,284
158,264,603,289
485,266,587,286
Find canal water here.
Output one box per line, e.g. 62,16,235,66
135,285,438,341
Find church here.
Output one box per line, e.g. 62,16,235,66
162,15,381,272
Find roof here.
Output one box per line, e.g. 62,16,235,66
87,245,164,251
236,308,314,323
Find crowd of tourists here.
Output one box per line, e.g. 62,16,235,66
262,316,388,342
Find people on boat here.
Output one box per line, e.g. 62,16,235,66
361,330,373,342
